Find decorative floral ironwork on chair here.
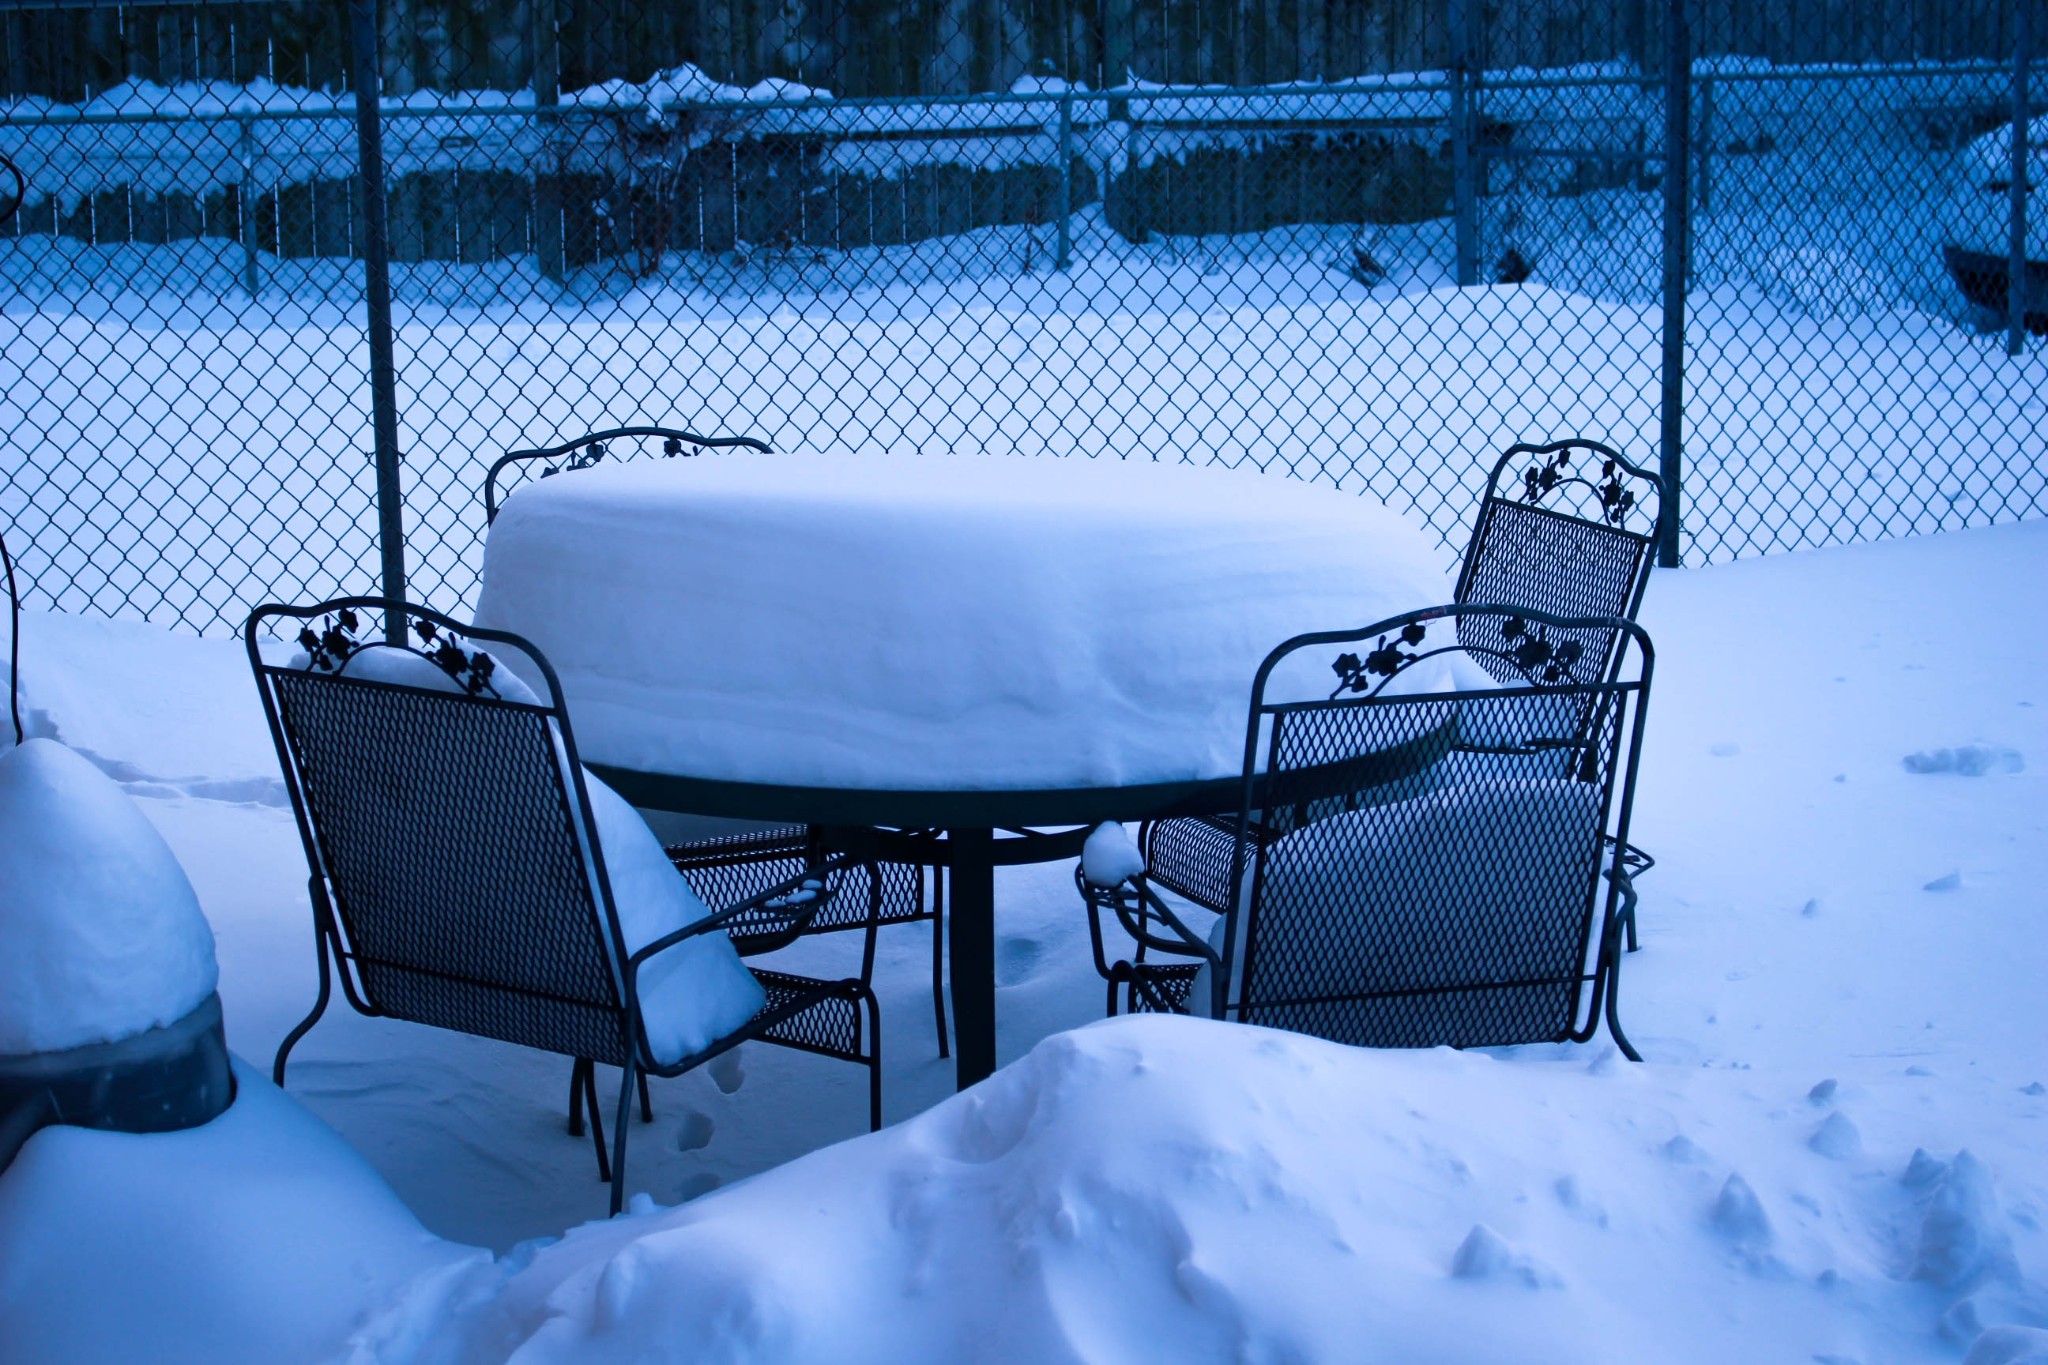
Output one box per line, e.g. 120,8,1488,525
484,426,774,524
1329,615,1590,699
296,608,505,698
1521,444,1642,530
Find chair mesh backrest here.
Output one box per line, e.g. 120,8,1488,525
1231,614,1644,1050
268,670,630,1066
1456,442,1661,688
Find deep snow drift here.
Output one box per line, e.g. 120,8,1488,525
0,518,2042,1363
405,1017,2044,1365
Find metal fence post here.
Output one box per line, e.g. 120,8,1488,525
237,113,260,299
348,0,406,637
1658,0,1692,570
534,0,565,282
1055,87,1072,271
1694,76,1714,216
1449,0,1478,286
2008,0,2034,359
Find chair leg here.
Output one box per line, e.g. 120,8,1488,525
930,869,950,1059
638,1071,654,1123
609,1057,638,1217
584,1061,611,1184
863,987,884,1133
1625,903,1640,954
274,880,337,1087
1604,938,1643,1063
568,1058,587,1137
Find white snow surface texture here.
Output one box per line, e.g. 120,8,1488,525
386,1018,2044,1362
473,450,1452,791
323,646,765,1065
0,1059,485,1365
0,521,2042,1365
0,738,218,1053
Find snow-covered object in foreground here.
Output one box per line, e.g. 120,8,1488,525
0,738,217,1054
475,452,1453,793
399,1015,2041,1365
0,1059,488,1365
1079,821,1147,887
313,645,765,1065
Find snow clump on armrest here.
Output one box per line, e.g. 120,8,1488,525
1080,822,1148,888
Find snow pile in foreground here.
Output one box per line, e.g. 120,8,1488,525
402,1016,2042,1365
0,1060,486,1365
0,738,217,1053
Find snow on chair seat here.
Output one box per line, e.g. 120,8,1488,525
1081,603,1651,1059
246,598,884,1216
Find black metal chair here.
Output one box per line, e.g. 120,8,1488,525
1129,438,1667,962
3,527,21,746
484,425,951,1058
1078,603,1652,1059
248,597,883,1216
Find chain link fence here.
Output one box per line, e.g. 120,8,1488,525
1,0,2042,634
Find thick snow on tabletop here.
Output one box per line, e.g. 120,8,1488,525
0,738,218,1053
474,451,1451,792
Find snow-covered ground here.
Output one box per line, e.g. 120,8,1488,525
0,514,2042,1362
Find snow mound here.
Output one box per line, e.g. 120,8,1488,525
401,1016,2045,1364
0,739,218,1054
0,1059,487,1365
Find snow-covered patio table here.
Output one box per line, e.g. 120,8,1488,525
474,449,1454,1086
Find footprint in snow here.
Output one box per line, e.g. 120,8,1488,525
674,1109,714,1152
677,1171,722,1202
708,1048,745,1095
1902,745,2024,776
996,935,1044,987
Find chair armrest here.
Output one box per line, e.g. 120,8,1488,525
1083,875,1220,968
626,853,853,975
1604,833,1655,878
1134,881,1222,967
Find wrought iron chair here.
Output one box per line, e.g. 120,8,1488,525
484,425,951,1058
1128,439,1667,968
1078,603,1651,1059
248,597,883,1216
